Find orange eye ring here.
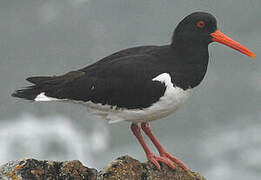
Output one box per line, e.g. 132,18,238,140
196,21,205,28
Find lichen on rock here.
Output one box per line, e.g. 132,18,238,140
0,155,206,180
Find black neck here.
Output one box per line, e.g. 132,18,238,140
171,37,209,58
168,39,210,89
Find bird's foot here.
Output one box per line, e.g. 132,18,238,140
147,153,176,170
147,152,195,178
159,151,194,178
159,151,188,171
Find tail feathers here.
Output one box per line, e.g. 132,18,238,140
12,85,44,100
12,75,53,100
12,71,85,101
26,76,54,85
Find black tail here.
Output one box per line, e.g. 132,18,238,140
12,76,53,100
12,85,44,100
12,71,85,100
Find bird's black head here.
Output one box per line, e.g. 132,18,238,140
171,12,255,58
172,12,217,45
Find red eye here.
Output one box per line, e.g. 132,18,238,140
196,21,205,28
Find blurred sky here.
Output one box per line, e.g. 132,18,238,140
0,1,260,180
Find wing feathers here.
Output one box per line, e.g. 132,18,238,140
12,54,167,109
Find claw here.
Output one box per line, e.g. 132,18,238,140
150,158,161,169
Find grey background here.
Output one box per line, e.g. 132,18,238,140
0,0,260,179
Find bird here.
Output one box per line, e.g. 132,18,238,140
12,12,255,176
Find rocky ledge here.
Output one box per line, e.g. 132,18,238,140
0,155,206,180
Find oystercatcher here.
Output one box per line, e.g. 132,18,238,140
12,12,254,175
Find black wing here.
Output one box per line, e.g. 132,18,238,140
13,54,167,109
80,45,158,72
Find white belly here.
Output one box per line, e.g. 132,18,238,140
85,73,191,123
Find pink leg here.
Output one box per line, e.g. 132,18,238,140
141,122,193,176
130,123,175,170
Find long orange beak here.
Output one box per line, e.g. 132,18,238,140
211,30,255,58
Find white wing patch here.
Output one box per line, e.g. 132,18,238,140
152,73,172,87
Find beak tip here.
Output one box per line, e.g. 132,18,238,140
248,51,255,58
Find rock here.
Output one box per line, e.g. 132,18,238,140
0,155,206,180
0,159,97,180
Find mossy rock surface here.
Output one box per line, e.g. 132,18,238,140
0,155,206,180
